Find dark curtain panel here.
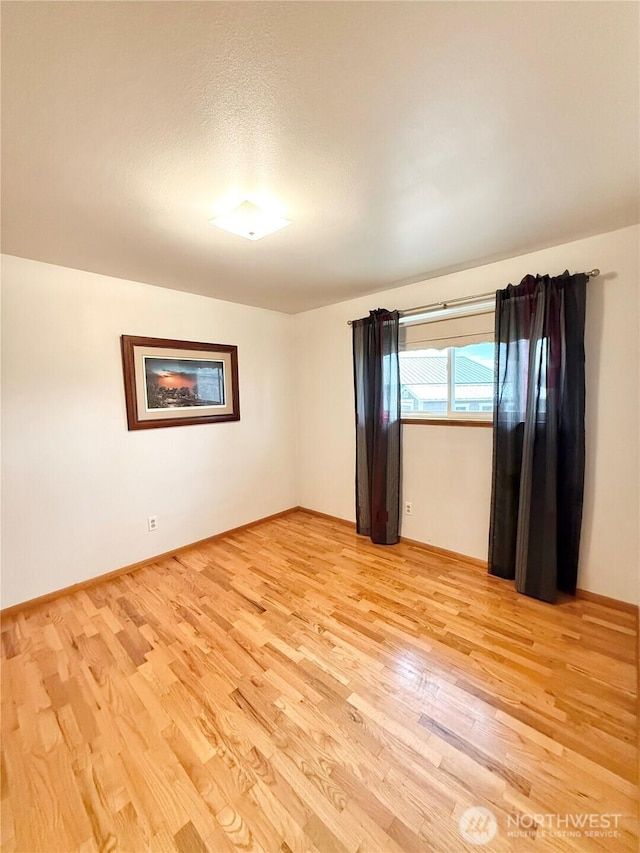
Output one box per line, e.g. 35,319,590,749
352,309,401,545
489,271,587,602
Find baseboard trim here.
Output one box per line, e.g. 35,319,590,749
398,535,488,569
573,587,638,615
0,507,299,619
296,506,355,528
297,506,638,614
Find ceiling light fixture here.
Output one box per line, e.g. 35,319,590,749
209,199,291,241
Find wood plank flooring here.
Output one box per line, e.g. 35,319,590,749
1,510,637,852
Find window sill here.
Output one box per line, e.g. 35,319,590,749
401,418,493,428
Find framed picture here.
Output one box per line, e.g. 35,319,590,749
121,335,240,430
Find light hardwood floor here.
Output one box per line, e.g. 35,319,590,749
1,510,637,852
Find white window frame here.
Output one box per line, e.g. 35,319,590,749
400,343,494,423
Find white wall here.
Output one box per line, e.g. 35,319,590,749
1,256,297,608
295,225,640,604
3,226,638,608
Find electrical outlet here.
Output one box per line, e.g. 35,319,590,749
147,515,158,532
404,502,413,516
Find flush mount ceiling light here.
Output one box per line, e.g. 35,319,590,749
209,199,291,241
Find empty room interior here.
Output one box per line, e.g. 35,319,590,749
1,2,639,852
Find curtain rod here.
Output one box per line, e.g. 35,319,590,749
346,269,600,325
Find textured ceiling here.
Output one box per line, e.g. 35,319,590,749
2,1,639,313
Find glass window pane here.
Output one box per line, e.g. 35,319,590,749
451,342,494,413
399,348,448,415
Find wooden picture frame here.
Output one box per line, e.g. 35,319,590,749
121,335,240,430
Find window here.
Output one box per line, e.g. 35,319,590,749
399,302,495,422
